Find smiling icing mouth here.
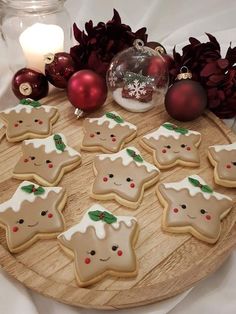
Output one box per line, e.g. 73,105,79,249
114,182,122,186
34,162,42,166
187,214,196,220
99,138,107,141
173,151,180,154
28,222,39,227
100,257,111,262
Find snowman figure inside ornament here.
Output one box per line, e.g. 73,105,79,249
107,39,169,112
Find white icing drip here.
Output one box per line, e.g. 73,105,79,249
210,142,236,152
0,181,62,213
24,133,81,157
163,175,232,201
87,111,137,130
143,123,201,140
58,204,136,240
98,146,159,173
1,104,56,114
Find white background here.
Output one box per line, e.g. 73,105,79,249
0,0,236,313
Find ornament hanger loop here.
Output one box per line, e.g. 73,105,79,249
133,39,144,50
177,66,193,80
155,46,165,54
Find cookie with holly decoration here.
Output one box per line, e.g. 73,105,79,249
157,175,233,244
0,98,59,142
81,111,137,153
208,142,236,188
91,147,160,209
0,181,67,253
58,204,139,287
140,122,201,169
13,133,81,186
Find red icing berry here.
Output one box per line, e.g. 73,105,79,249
173,208,179,213
226,164,231,169
32,188,36,192
24,158,28,163
90,133,95,138
85,257,91,264
130,182,135,188
206,215,211,220
48,163,53,168
48,213,53,218
187,147,191,151
162,149,167,153
112,138,116,142
39,120,43,125
12,226,18,232
117,250,123,256
103,177,108,182
14,123,19,127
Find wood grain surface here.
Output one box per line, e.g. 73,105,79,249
0,92,236,310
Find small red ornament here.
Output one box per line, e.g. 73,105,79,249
45,52,76,89
165,67,207,122
12,68,49,100
67,70,107,117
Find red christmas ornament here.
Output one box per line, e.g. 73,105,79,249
45,52,76,89
12,68,49,100
67,70,107,117
165,67,207,121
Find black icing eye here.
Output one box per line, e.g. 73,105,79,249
110,134,115,137
46,160,51,164
181,144,186,148
18,120,23,123
41,211,48,216
112,245,118,251
90,250,96,256
165,145,171,149
126,177,132,182
30,156,35,160
18,219,24,224
232,162,236,166
181,204,186,209
96,131,100,135
200,209,206,214
34,119,39,122
109,174,114,178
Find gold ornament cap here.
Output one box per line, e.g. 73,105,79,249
176,66,193,80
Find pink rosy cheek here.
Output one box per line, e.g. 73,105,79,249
226,164,231,169
12,226,19,232
130,182,135,188
90,133,95,138
14,123,19,127
85,257,91,264
39,120,43,125
48,163,53,168
112,137,116,142
206,215,211,220
103,177,108,182
162,149,167,153
117,250,123,256
173,208,179,213
48,213,53,218
186,147,191,151
24,158,29,163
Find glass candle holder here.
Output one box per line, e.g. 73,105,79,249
1,0,71,73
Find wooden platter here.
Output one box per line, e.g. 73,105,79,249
0,92,236,310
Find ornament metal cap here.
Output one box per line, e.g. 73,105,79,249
176,66,193,80
44,53,55,65
74,108,85,119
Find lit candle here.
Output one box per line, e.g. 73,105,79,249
19,23,64,73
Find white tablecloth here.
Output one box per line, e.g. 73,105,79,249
0,1,236,313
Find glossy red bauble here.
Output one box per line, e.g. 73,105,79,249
165,79,207,121
45,52,76,89
12,68,49,100
67,70,107,113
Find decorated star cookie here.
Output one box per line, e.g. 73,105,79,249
157,175,233,243
91,147,160,209
58,204,139,287
0,98,59,142
208,142,236,188
81,111,137,153
140,122,201,169
13,133,81,186
0,181,66,253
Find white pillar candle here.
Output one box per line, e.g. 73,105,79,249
19,23,64,73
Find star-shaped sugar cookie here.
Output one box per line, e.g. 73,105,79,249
0,181,67,253
81,111,137,153
13,133,81,186
208,142,236,187
91,147,160,209
140,122,201,169
0,98,59,142
58,204,139,287
157,175,233,243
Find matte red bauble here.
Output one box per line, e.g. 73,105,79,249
45,52,76,89
67,70,107,115
12,68,49,100
165,68,207,121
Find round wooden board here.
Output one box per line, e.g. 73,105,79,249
0,92,236,310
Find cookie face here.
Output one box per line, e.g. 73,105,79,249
13,133,81,186
58,204,138,287
140,123,201,169
92,147,160,208
157,175,233,243
0,99,59,142
0,181,66,253
208,143,236,187
81,112,137,153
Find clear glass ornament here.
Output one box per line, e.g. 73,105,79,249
107,39,169,112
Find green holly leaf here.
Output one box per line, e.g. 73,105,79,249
34,186,45,195
105,112,124,124
88,210,117,224
126,149,143,163
175,127,188,135
163,123,175,130
88,210,102,221
53,134,66,152
188,177,200,187
20,98,41,108
21,184,35,193
103,211,117,224
162,123,188,135
201,185,213,194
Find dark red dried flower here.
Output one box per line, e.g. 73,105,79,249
70,9,148,78
169,33,236,119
